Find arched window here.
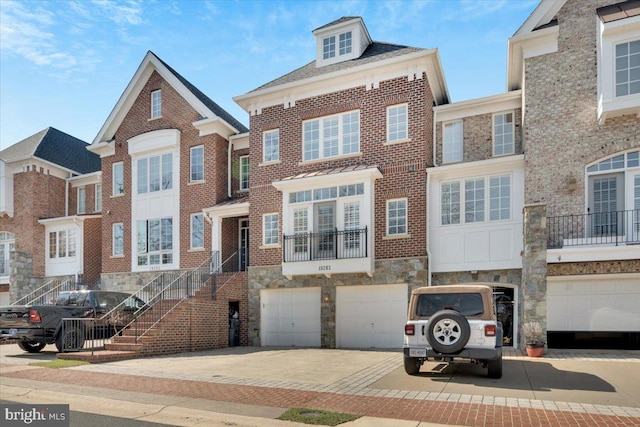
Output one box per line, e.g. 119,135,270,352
586,149,640,238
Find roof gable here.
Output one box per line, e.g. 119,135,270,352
91,51,246,148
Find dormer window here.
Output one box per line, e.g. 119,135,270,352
314,18,371,67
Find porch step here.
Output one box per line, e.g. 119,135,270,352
104,342,145,352
57,350,139,363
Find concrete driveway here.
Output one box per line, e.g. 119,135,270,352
2,344,639,413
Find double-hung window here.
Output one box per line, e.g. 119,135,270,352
151,90,162,118
263,129,279,163
112,223,124,256
323,35,336,59
387,198,407,236
443,121,463,163
303,111,360,161
490,175,511,221
138,153,172,194
493,112,514,156
339,31,352,55
77,188,86,214
48,229,76,259
441,181,461,225
263,213,279,246
387,104,408,143
615,40,640,97
464,178,485,223
323,31,352,59
190,146,204,182
113,162,124,195
190,213,204,250
137,218,173,266
239,156,249,191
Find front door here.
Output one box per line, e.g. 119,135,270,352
239,219,249,271
589,173,624,237
314,202,335,260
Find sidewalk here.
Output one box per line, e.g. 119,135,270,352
1,345,639,426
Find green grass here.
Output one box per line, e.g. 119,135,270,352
30,360,90,369
278,408,361,426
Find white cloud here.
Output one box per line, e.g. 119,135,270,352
91,0,145,26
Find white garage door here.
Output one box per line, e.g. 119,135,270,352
260,288,321,347
336,284,408,349
548,275,640,331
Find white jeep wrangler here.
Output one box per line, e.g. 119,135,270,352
403,284,503,378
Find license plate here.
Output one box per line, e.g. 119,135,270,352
409,348,426,357
9,329,17,336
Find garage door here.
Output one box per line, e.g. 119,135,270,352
548,275,640,331
260,288,321,347
336,284,408,349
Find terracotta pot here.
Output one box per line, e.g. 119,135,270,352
525,344,545,357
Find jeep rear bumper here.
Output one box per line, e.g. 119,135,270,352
403,346,502,361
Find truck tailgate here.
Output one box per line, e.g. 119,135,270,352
0,306,32,329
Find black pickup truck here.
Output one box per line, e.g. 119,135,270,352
0,290,146,352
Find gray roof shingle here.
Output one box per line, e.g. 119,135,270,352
0,127,100,174
251,42,426,92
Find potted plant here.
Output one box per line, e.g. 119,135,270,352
522,321,545,357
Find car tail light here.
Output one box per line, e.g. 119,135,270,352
404,324,415,336
29,309,41,323
485,325,496,337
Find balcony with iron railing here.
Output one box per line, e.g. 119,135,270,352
282,227,371,278
547,209,640,249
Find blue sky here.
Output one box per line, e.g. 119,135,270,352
0,0,539,150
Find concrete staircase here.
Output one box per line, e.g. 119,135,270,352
58,271,247,363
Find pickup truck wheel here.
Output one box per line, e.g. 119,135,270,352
487,355,503,379
17,341,46,353
427,310,470,354
404,356,421,375
55,327,85,352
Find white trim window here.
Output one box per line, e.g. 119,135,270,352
263,129,279,163
387,104,408,143
615,40,640,97
137,153,172,194
77,187,86,214
323,35,336,59
48,229,76,259
113,162,124,195
263,213,279,246
441,181,461,225
493,112,514,156
441,174,511,226
386,198,407,236
137,218,173,266
190,145,204,182
490,175,511,221
443,121,463,163
239,155,249,191
339,31,352,55
112,223,124,256
303,110,360,161
190,213,204,250
151,89,162,118
464,178,485,223
95,184,102,212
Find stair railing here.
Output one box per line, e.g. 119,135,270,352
11,278,77,306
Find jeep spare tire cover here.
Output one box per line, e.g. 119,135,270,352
427,309,471,354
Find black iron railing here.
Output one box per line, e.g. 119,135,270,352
283,227,368,262
547,209,640,248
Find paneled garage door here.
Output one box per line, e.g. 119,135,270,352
548,275,640,331
260,288,321,347
336,284,408,349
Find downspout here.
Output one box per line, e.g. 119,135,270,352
65,173,70,217
228,138,233,198
426,110,438,286
426,171,432,287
